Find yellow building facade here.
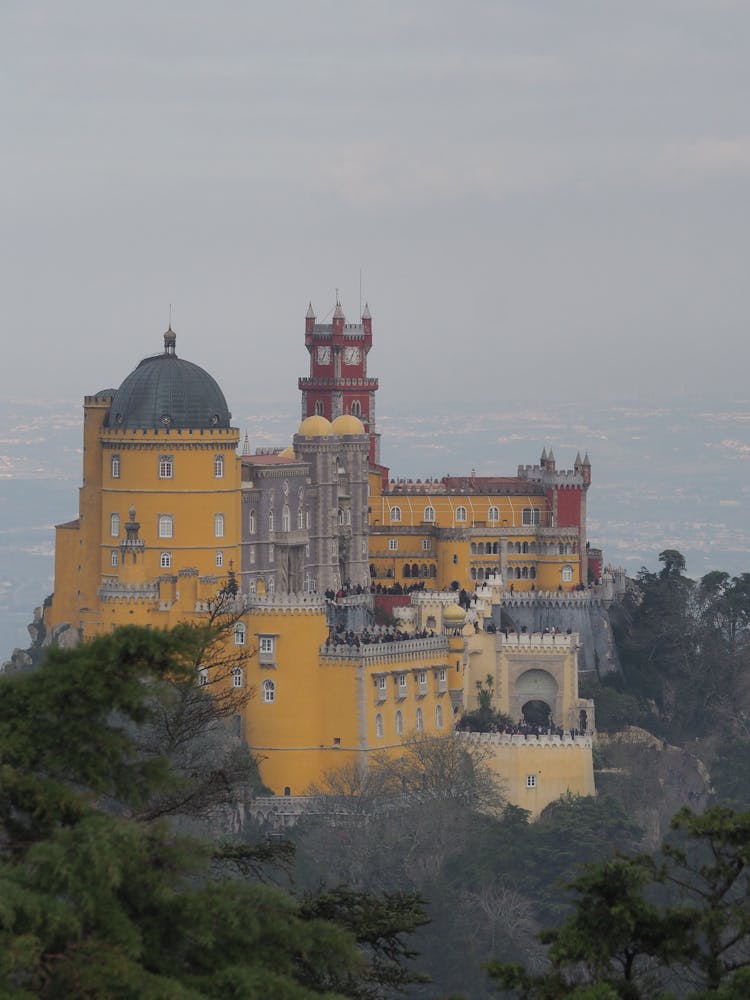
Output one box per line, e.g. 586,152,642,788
44,320,596,811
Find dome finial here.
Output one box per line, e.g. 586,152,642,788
164,307,176,356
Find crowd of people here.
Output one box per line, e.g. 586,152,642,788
324,623,437,649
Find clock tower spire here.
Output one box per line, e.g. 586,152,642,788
298,297,380,463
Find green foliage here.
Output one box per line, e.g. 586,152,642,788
458,675,513,733
488,805,750,999
0,626,425,999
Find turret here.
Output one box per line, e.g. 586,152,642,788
305,302,316,344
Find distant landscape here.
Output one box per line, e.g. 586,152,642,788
2,393,749,659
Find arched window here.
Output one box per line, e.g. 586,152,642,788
435,704,444,729
488,505,499,523
158,514,173,539
420,564,428,578
314,400,324,415
338,508,345,526
562,565,573,582
214,454,224,479
530,567,536,579
351,399,361,417
262,679,275,703
521,567,528,579
249,509,256,534
390,506,402,523
375,713,384,738
403,564,411,578
395,710,403,736
430,565,437,578
198,667,208,687
411,563,419,577
214,513,225,538
455,506,467,522
158,455,174,479
515,567,521,579
415,707,424,732
522,541,529,553
470,568,477,581
160,551,172,569
110,512,120,537
232,667,244,688
111,550,119,567
478,567,485,580
282,505,290,531
297,507,304,529
233,622,246,646
111,455,120,479
559,543,565,555
423,505,435,523
214,550,223,568
470,542,477,555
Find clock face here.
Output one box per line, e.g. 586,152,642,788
317,346,331,364
344,346,360,365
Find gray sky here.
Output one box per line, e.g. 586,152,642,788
3,0,750,414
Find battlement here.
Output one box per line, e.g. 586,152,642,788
321,635,447,661
98,580,159,602
517,464,586,486
497,631,579,651
459,731,593,749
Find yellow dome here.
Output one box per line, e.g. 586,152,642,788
443,603,466,624
278,446,296,459
330,414,366,435
298,415,332,437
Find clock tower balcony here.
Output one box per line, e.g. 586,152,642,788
298,376,379,390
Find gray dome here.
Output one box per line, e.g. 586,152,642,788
106,330,231,431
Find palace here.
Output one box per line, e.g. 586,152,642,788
43,301,598,814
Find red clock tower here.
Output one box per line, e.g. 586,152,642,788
298,299,381,463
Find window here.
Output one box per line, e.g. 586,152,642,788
375,713,384,738
423,505,435,522
216,550,224,568
422,539,431,551
455,505,467,522
435,704,444,729
377,675,387,700
111,454,120,479
314,400,324,415
297,508,304,529
282,505,290,531
418,670,427,694
388,538,398,551
259,636,275,665
522,507,541,526
249,546,256,564
198,667,208,687
562,565,573,582
214,513,225,538
233,622,246,646
110,550,119,567
438,668,447,692
390,506,402,523
416,707,424,732
398,674,407,697
262,679,275,703
249,509,256,534
526,774,537,788
260,636,274,655
269,543,274,563
232,667,244,688
110,513,120,537
214,454,224,479
395,710,403,736
488,505,499,523
268,510,274,531
158,514,173,539
158,455,174,479
160,551,172,569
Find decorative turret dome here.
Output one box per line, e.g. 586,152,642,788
278,445,296,459
298,415,332,437
106,328,231,431
443,603,466,625
330,414,366,435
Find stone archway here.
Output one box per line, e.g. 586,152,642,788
513,668,559,725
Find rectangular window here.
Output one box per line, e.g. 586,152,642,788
388,538,398,551
437,668,447,693
269,543,274,563
111,455,120,479
418,670,427,695
259,635,275,666
422,539,431,551
522,508,541,526
526,774,537,788
249,546,256,564
214,455,224,478
158,515,174,539
159,456,174,479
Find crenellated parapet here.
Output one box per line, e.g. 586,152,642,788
321,635,447,662
98,580,159,603
459,731,593,749
498,631,580,651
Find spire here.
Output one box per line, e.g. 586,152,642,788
575,451,582,466
362,302,371,320
582,452,591,466
242,430,251,456
540,447,548,464
333,298,345,321
548,449,555,463
306,302,316,320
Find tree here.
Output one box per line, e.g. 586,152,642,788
0,626,425,998
457,674,513,733
487,806,750,1000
